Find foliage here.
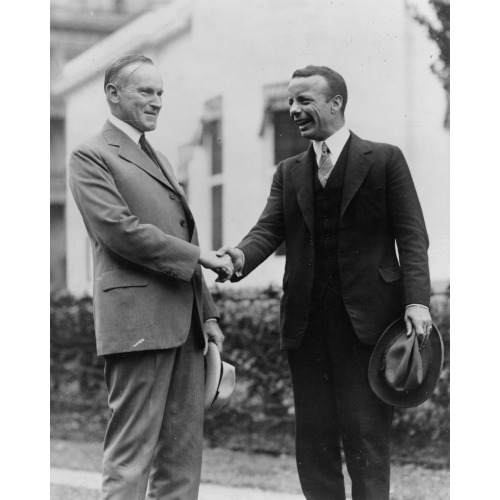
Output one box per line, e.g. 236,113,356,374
51,287,450,461
411,0,450,128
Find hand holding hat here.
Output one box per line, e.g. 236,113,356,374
404,304,433,350
204,341,236,411
369,317,444,408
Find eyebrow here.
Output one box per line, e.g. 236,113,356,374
137,85,163,92
289,94,312,101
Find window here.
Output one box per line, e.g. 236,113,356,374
211,185,223,249
202,97,223,249
206,120,222,175
261,84,309,256
273,109,309,164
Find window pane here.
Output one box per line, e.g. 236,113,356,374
273,110,309,164
206,120,222,175
212,184,223,249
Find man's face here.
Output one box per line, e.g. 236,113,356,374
113,63,163,132
288,75,337,141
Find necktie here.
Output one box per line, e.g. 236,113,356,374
317,142,335,187
140,134,194,238
139,134,160,169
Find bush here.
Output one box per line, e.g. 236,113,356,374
391,290,450,463
50,286,450,460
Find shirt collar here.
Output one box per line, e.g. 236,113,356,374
109,115,143,144
312,125,351,159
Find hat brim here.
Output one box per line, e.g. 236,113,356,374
204,342,236,411
368,318,444,408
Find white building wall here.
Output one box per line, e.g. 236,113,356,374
64,0,449,295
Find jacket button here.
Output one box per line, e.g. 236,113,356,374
307,260,312,267
180,219,186,227
169,193,176,200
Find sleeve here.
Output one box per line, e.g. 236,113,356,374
69,144,201,282
386,147,431,307
235,162,286,277
202,275,219,321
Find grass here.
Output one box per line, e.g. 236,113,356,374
51,439,449,499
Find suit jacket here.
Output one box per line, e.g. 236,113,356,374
236,132,430,349
69,120,218,356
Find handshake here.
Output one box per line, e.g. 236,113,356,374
198,246,243,283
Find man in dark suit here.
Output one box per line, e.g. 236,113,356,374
217,65,432,500
69,54,232,500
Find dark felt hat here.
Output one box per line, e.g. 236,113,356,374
204,341,236,411
368,317,444,408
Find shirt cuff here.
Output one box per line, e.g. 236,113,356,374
235,248,245,277
405,304,429,311
204,318,218,323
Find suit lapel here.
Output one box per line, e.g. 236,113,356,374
154,151,186,197
290,144,315,235
340,132,373,220
102,121,198,242
102,121,178,193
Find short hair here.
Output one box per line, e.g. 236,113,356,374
104,54,154,91
292,65,348,114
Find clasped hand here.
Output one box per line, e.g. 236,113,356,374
198,250,234,280
199,246,244,282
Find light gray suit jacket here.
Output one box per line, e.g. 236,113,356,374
69,121,218,356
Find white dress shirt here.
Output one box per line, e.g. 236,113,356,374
109,115,143,144
312,124,351,173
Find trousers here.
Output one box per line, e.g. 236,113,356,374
101,311,205,500
288,287,394,500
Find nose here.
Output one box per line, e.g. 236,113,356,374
151,93,162,109
289,101,301,117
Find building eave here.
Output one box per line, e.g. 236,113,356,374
52,0,193,98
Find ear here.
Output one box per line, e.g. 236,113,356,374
330,95,343,114
105,83,120,104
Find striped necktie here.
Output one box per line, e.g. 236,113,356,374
317,142,335,187
139,134,160,169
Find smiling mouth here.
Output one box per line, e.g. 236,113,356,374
295,118,312,130
144,111,157,117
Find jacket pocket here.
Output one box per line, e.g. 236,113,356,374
102,269,148,291
378,266,402,283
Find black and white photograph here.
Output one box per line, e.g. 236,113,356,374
45,0,468,498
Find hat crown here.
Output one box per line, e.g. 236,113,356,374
383,332,424,392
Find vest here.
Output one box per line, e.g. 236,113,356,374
312,136,351,298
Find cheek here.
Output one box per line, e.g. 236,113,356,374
307,106,320,122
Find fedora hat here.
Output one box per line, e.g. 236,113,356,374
368,317,444,408
204,341,236,411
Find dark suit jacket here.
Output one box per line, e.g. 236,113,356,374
236,132,430,349
69,121,218,356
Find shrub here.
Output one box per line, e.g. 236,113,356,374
50,286,450,459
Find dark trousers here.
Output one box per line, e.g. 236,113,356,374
288,287,394,500
101,313,205,500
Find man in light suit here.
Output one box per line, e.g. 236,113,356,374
218,66,432,500
69,54,232,500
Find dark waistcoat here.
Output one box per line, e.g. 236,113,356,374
312,137,351,298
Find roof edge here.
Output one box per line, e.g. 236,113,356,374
52,1,193,97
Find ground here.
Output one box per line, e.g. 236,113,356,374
50,439,449,499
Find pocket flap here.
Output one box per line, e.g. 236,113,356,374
378,266,402,283
102,269,148,291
